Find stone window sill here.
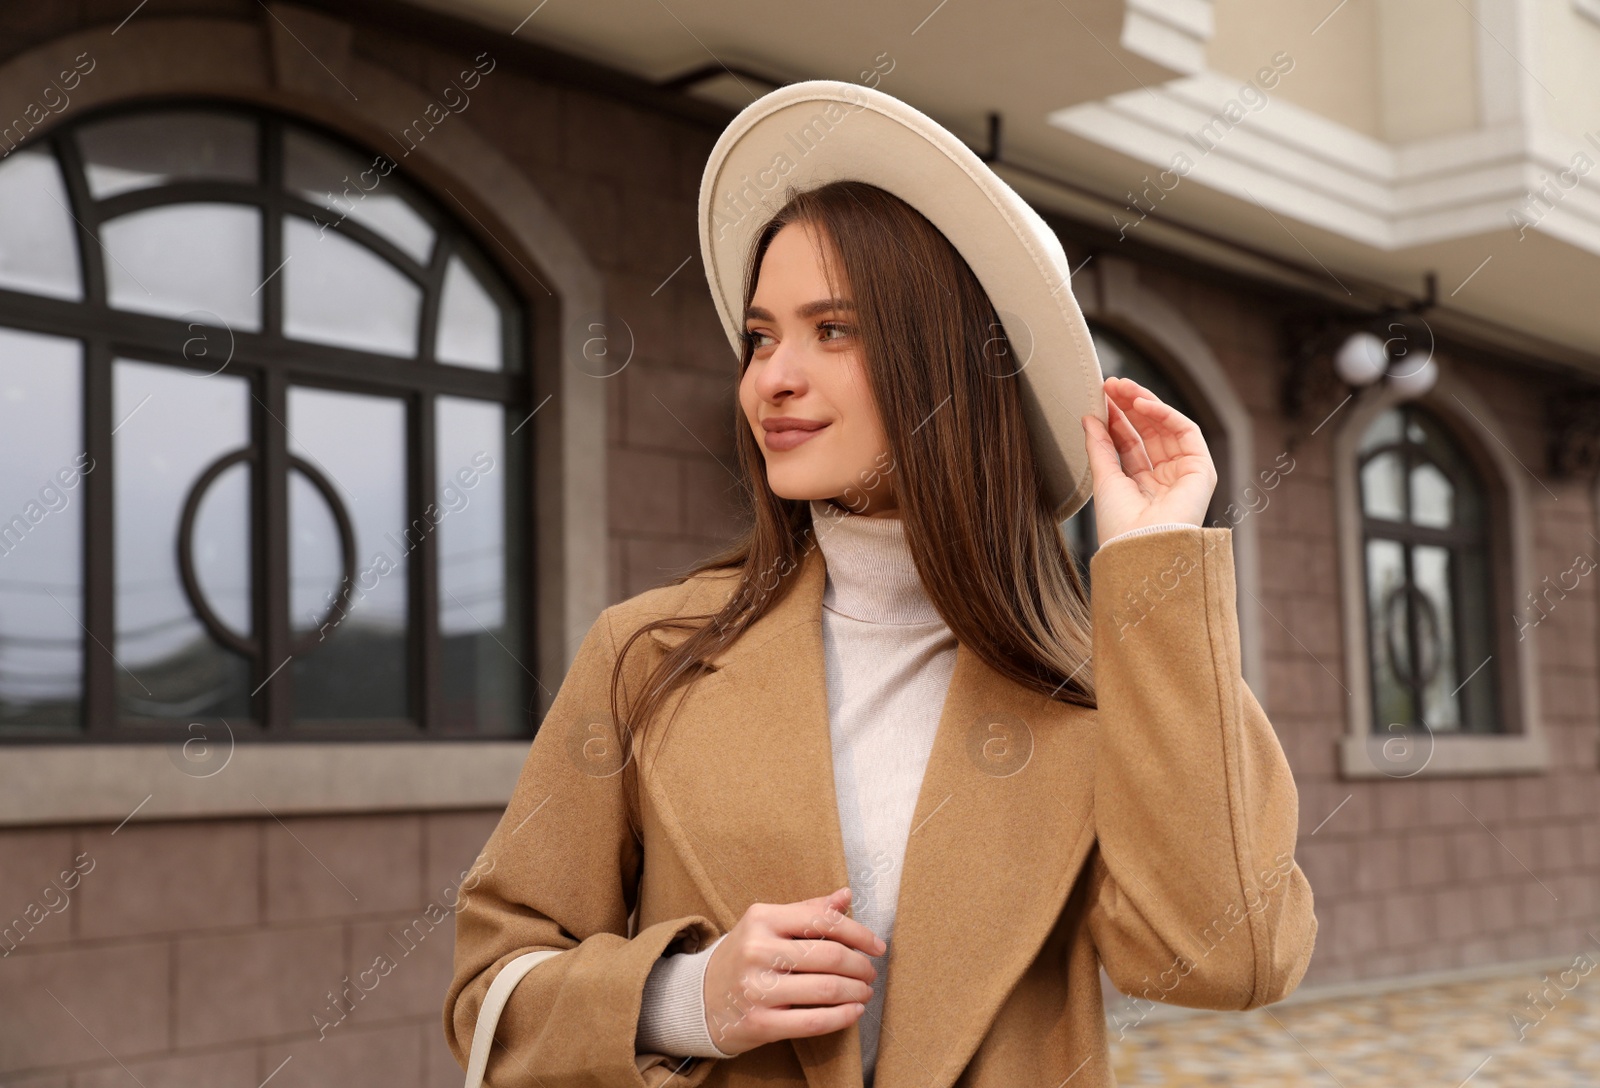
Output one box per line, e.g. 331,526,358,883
0,742,530,827
1338,733,1551,779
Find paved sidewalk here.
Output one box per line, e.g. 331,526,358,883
1105,957,1600,1086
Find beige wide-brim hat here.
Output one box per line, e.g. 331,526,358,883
697,78,1105,519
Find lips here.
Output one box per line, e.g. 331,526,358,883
761,417,829,452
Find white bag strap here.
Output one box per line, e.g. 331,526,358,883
463,950,563,1088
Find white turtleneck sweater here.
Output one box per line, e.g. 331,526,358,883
633,501,1186,1082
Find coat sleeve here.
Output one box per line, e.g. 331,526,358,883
443,605,727,1088
1083,525,1318,1011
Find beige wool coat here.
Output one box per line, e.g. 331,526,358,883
444,524,1318,1088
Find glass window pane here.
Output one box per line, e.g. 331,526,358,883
1360,451,1405,521
1410,462,1454,528
78,111,257,199
1412,410,1486,527
1366,537,1412,729
114,359,252,720
288,387,409,721
1359,407,1403,453
1413,544,1459,730
289,468,341,636
0,329,84,733
437,397,520,734
283,216,421,356
103,203,262,331
192,461,252,638
0,148,83,300
283,128,434,264
436,255,502,370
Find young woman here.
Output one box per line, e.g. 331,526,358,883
446,83,1316,1088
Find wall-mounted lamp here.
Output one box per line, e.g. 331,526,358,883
1333,330,1387,385
1279,273,1439,436
1334,314,1438,398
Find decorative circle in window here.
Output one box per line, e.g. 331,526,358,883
1357,404,1497,733
0,103,530,742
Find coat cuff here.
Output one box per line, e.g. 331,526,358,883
636,933,733,1058
1091,524,1227,644
462,913,724,1088
1097,521,1197,549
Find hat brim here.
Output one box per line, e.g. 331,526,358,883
697,79,1105,520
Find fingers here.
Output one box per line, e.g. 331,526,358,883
783,936,879,984
1104,374,1163,415
748,1001,867,1041
1113,376,1203,438
705,890,881,1053
1083,393,1153,487
1104,392,1154,476
1104,375,1203,462
754,960,875,1007
728,933,874,1040
1081,412,1123,489
778,888,886,960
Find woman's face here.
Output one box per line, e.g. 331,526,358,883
739,221,897,516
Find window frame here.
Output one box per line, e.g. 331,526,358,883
1067,319,1233,566
1355,403,1496,734
1334,374,1548,778
0,96,536,744
1071,252,1267,702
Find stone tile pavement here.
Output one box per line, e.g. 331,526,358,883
1105,954,1600,1086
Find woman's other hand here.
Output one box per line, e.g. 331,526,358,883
1081,375,1218,546
701,886,882,1056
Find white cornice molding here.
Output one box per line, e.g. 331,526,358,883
1056,0,1600,259
1120,0,1215,75
1049,76,1600,253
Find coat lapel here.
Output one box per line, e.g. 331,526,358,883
637,542,1100,1088
639,544,864,1088
869,637,1099,1088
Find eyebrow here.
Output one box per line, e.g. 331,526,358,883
745,297,855,323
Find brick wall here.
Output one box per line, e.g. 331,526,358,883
1,812,498,1087
1128,259,1600,987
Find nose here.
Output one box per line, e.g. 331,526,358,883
750,337,809,402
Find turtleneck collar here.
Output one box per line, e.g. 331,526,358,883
807,499,944,626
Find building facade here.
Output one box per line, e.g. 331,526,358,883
0,2,1596,1086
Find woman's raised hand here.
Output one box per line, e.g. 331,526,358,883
1081,374,1218,546
701,886,882,1056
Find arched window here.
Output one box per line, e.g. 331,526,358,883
1356,404,1497,733
0,103,528,741
1064,323,1225,573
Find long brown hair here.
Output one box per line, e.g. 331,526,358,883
611,180,1096,755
